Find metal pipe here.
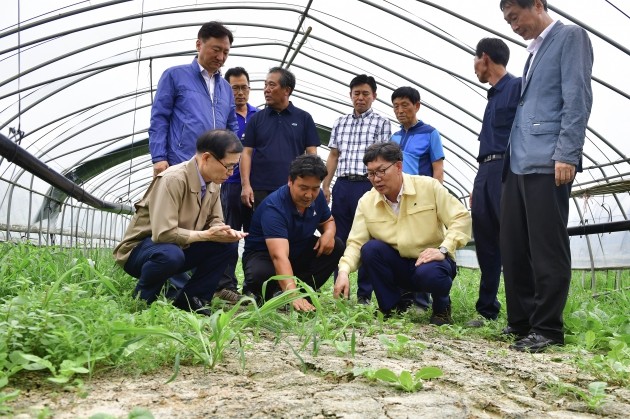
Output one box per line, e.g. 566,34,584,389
0,134,133,215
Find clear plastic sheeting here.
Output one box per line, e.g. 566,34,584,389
0,0,629,268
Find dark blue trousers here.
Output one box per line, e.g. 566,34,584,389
242,236,345,301
124,237,236,303
471,159,503,320
216,182,253,291
362,240,456,314
331,178,371,296
332,178,431,308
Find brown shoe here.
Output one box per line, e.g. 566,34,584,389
429,306,453,326
214,288,243,304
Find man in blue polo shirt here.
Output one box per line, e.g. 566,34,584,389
242,154,345,312
214,67,259,304
390,86,446,309
240,67,320,210
390,86,445,183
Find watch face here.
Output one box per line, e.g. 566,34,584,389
439,247,448,255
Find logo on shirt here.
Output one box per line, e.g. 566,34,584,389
292,123,298,126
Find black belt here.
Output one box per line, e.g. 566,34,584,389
338,174,369,181
480,153,504,163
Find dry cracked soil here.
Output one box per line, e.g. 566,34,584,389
7,326,630,418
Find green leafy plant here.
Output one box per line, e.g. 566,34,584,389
378,334,426,357
353,366,443,392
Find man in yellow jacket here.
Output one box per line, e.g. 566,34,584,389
334,142,471,325
114,129,247,315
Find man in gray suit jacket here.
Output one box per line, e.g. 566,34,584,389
498,0,593,352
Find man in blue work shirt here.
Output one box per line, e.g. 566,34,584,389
467,38,521,327
149,21,238,176
242,154,345,312
390,86,445,183
214,67,259,303
240,67,320,210
390,86,446,309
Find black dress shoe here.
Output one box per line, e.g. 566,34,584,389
242,289,261,306
501,326,529,340
510,332,561,353
357,296,371,305
173,295,211,316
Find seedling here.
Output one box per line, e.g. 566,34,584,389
353,366,443,392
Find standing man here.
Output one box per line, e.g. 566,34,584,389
499,0,593,352
148,21,238,292
242,155,345,312
322,74,391,305
466,38,521,327
334,142,471,325
114,130,247,316
390,86,445,183
149,21,238,175
214,67,258,303
390,86,446,309
240,67,320,209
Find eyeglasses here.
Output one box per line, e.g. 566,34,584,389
366,162,396,179
210,153,237,173
231,85,250,92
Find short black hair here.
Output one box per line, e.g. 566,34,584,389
198,21,233,44
268,67,296,93
196,129,242,157
350,74,377,93
289,154,327,181
499,0,546,12
475,38,510,67
363,141,403,165
391,86,420,104
225,67,250,83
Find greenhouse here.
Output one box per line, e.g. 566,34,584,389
1,0,629,417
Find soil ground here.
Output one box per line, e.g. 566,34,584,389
7,325,630,418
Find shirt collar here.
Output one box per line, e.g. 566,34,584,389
197,61,221,78
194,159,209,193
352,108,374,119
527,19,558,55
383,182,404,205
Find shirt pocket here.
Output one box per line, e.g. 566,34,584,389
406,203,436,216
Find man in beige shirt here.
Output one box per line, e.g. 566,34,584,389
114,129,247,315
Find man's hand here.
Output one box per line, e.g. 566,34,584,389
415,247,445,267
469,191,473,207
202,225,248,242
153,161,169,177
323,186,331,204
555,161,576,186
241,184,254,208
333,271,350,299
313,233,335,257
292,297,316,312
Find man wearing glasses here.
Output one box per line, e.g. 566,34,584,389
114,130,247,316
148,21,239,293
333,142,471,325
214,67,259,304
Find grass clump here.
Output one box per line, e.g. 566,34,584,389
0,242,629,414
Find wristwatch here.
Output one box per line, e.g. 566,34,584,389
438,246,449,257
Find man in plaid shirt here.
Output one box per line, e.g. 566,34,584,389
322,74,392,304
